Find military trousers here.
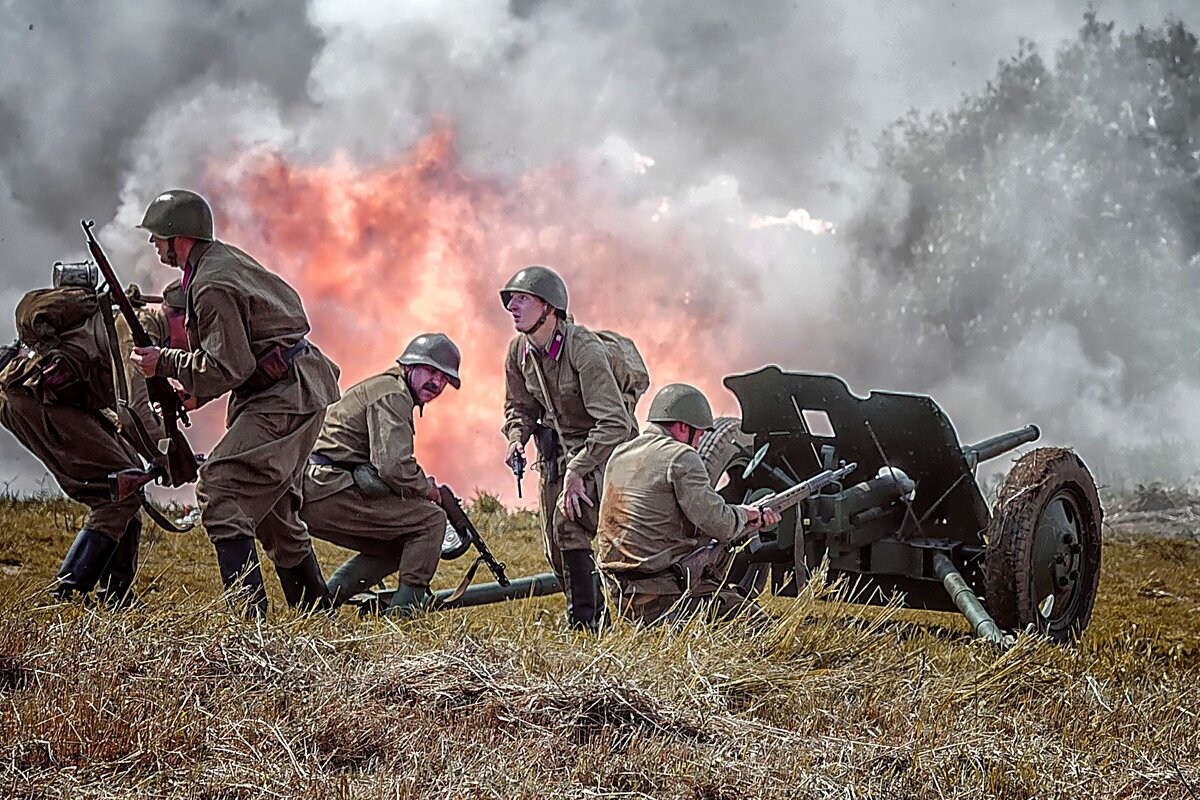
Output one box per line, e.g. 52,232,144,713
301,464,446,590
537,466,603,583
605,571,764,627
0,390,142,540
197,407,325,569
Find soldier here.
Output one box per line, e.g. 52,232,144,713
0,281,145,606
130,189,341,616
501,266,634,632
301,333,461,617
596,383,781,626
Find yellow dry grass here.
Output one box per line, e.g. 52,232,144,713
0,490,1196,799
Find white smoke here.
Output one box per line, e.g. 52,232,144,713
1,0,1198,493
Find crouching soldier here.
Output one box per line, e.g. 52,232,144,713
596,384,780,626
301,333,460,617
501,266,635,632
131,189,341,616
0,277,145,606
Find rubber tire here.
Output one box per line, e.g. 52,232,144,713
697,416,769,598
984,447,1103,643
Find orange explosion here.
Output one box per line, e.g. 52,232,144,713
198,124,751,502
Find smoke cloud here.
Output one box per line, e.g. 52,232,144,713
1,1,1197,498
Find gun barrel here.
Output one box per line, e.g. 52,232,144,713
962,424,1040,469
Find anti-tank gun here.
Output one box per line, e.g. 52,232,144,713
701,366,1102,644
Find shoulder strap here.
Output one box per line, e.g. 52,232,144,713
524,334,567,445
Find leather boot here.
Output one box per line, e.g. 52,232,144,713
214,537,268,619
327,553,398,609
385,583,433,619
276,551,331,611
53,529,118,600
95,517,141,609
562,549,605,633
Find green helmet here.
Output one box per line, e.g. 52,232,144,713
499,265,568,312
138,189,214,241
647,383,715,430
397,332,461,389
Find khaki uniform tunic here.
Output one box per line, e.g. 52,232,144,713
502,320,634,579
115,304,170,445
597,423,755,625
155,240,341,568
300,366,445,589
0,315,142,541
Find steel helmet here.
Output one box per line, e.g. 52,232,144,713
499,265,568,312
138,189,214,241
647,383,715,430
397,332,461,389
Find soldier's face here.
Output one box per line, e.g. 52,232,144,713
507,292,548,332
149,235,176,268
407,365,449,405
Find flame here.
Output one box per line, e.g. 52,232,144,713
192,124,751,502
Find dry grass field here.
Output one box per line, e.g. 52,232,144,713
0,488,1197,799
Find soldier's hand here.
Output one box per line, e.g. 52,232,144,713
762,506,782,527
178,389,199,412
131,345,161,377
560,468,593,521
505,440,525,470
426,476,440,503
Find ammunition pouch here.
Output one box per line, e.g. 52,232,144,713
532,423,562,484
308,454,397,499
351,463,392,498
38,352,86,406
239,338,308,394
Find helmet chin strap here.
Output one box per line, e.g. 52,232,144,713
166,237,179,268
524,303,554,337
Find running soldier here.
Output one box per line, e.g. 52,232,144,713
301,333,461,617
501,266,634,631
131,189,341,615
596,383,779,626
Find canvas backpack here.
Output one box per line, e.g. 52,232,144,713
590,329,651,416
4,287,117,410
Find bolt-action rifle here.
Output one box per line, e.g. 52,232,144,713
81,220,199,499
675,461,857,586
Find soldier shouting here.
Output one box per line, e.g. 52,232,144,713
501,266,635,632
301,333,461,617
131,189,341,616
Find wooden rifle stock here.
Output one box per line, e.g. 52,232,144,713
81,220,199,488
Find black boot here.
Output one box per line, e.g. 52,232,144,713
214,537,268,619
276,551,331,611
96,517,141,609
562,549,605,633
53,529,118,600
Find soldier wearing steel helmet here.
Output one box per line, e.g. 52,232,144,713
130,189,342,616
500,265,635,632
300,333,461,617
596,383,780,626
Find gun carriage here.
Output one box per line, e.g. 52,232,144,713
369,367,1103,644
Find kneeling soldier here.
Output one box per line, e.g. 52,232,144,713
301,333,460,617
597,383,780,626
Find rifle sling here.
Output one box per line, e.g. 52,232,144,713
441,555,487,605
141,498,195,534
525,335,571,475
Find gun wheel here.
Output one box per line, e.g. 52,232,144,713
984,447,1103,643
697,417,769,597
